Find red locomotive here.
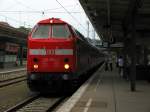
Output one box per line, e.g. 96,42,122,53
27,18,104,93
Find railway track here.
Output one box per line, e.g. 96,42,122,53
0,68,26,88
5,95,66,112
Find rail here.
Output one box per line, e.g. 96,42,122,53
5,95,66,112
0,69,26,88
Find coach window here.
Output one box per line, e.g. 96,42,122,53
52,25,70,39
32,25,50,39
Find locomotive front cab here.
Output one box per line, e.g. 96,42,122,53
27,18,77,92
28,19,76,72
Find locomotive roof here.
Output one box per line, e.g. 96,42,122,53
38,18,67,24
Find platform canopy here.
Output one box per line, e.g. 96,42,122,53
79,0,150,45
0,23,28,45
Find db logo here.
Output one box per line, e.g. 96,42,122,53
46,49,55,55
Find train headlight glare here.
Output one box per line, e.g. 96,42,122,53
64,64,70,70
50,20,53,23
33,64,38,69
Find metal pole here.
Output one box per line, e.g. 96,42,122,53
93,29,95,45
130,16,136,91
87,21,89,38
123,34,127,79
107,0,110,26
19,45,23,66
144,46,148,65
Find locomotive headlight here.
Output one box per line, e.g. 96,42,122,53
33,64,38,69
64,64,70,70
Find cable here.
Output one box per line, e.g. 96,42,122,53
1,2,17,11
0,14,23,24
12,0,37,11
55,0,87,31
0,11,82,14
43,4,78,12
45,11,82,14
11,0,79,14
0,11,40,13
0,14,31,27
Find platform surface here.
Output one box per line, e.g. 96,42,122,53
57,65,150,112
0,65,26,73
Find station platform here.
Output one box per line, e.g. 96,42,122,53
57,65,150,112
0,61,26,73
0,65,26,73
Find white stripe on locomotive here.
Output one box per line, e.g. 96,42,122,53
29,49,73,55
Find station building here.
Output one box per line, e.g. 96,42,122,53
0,22,28,68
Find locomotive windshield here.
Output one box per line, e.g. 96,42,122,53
31,24,70,39
32,25,50,39
52,25,70,39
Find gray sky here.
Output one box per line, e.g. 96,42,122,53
0,0,99,39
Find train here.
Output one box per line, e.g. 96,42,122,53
27,18,104,93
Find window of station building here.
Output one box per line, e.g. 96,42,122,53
4,55,16,62
52,25,70,39
32,25,50,39
0,53,4,62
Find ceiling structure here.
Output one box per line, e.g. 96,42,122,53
79,0,150,46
